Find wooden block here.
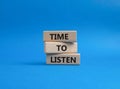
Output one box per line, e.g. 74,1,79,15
46,53,80,64
44,31,77,42
44,42,77,53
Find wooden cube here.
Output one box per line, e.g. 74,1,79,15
44,42,77,53
46,53,80,64
44,31,77,42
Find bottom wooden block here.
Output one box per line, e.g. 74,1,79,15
46,53,80,64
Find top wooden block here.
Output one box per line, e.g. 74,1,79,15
43,31,77,42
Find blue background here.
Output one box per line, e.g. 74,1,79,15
0,0,120,89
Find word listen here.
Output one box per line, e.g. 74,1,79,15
50,33,69,40
46,54,80,64
50,56,76,63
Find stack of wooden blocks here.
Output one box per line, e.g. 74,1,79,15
44,31,80,65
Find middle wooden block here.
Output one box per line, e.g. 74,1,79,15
44,42,77,53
